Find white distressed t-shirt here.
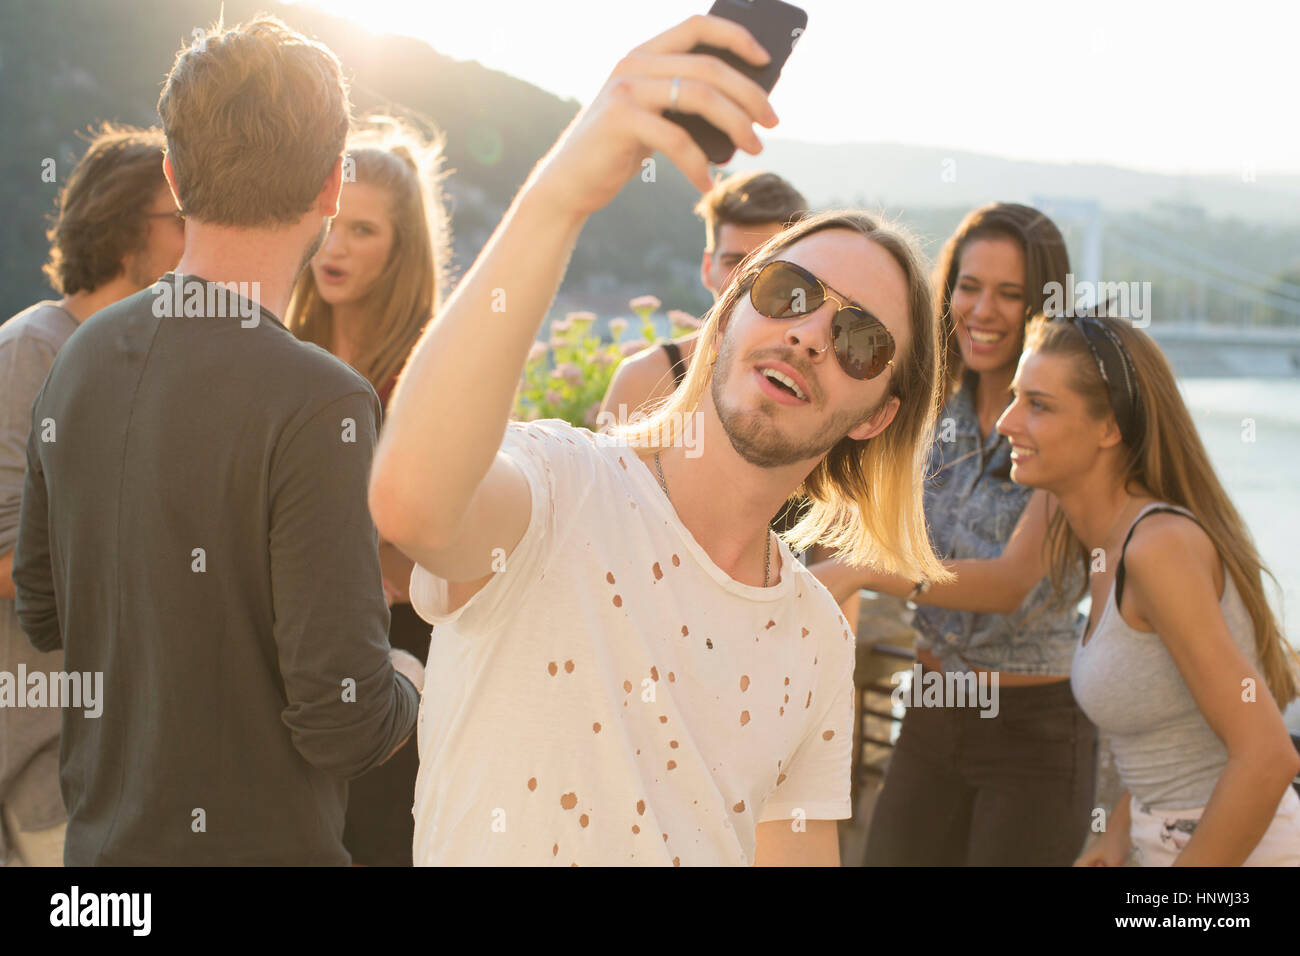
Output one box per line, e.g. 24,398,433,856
409,419,855,866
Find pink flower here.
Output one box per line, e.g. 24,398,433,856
593,351,614,367
583,402,600,428
566,311,597,325
553,362,583,384
667,309,702,331
608,317,629,337
550,319,573,336
621,341,647,357
630,295,661,325
545,389,564,405
527,341,548,363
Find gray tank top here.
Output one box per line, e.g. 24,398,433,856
1070,502,1260,811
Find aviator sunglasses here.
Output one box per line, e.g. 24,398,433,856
748,260,896,381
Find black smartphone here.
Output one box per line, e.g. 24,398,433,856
664,0,808,165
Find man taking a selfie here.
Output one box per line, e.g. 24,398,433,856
371,13,951,866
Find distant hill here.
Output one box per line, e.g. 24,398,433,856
2,0,1297,329
728,140,1300,225
0,0,714,318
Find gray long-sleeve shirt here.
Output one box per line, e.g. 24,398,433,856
12,275,419,865
0,301,79,864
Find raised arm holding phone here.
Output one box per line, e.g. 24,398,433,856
371,15,778,565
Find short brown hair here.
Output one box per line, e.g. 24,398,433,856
157,15,350,226
693,170,809,252
42,123,169,296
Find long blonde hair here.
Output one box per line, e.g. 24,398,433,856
287,115,450,394
1026,315,1298,705
616,210,953,585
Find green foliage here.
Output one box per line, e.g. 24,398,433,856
514,297,702,427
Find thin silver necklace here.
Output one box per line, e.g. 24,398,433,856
654,451,770,587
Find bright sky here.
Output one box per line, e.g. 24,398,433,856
292,0,1300,176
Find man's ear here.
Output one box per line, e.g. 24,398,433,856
162,153,182,210
318,155,344,218
847,394,900,442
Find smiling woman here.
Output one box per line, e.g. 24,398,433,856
1002,313,1300,865
815,203,1104,867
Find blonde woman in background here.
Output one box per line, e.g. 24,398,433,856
287,114,450,866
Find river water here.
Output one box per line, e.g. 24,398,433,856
1178,378,1300,653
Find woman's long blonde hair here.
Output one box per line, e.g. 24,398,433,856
287,114,450,393
616,210,954,586
1026,315,1298,705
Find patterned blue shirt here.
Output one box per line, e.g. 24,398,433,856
913,381,1083,675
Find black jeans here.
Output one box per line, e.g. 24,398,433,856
863,676,1098,866
342,602,429,866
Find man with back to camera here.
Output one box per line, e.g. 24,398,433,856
12,15,421,865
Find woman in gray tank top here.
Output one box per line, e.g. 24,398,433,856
995,311,1300,865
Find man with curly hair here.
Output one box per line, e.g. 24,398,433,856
1,122,183,867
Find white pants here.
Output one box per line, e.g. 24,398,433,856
1130,785,1300,866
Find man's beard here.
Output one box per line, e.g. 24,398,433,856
710,331,885,468
298,220,329,277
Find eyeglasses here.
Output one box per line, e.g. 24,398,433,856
1052,314,1143,447
749,260,896,381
